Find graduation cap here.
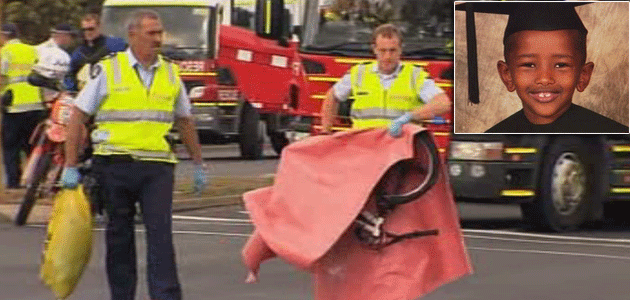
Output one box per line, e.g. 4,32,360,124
455,1,591,104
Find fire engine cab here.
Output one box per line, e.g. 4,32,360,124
101,0,311,159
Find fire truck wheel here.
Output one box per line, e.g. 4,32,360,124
239,102,264,160
522,137,602,232
268,131,289,156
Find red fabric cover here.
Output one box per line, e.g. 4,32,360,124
242,126,472,299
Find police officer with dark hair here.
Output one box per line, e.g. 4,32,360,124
0,23,45,189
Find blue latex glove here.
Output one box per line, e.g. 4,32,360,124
389,113,413,137
193,164,208,194
60,167,81,189
432,116,447,125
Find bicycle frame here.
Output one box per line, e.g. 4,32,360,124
20,92,83,198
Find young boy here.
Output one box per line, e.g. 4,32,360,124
485,2,628,133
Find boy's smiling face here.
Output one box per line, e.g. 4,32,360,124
497,29,594,124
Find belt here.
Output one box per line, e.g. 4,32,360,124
94,154,135,163
93,155,173,166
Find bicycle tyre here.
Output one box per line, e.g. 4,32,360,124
15,152,53,226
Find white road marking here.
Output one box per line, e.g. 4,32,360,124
177,216,630,246
25,222,630,260
173,220,252,226
463,229,630,244
27,224,252,238
468,247,630,261
172,215,251,223
172,229,251,237
465,234,630,249
171,194,242,202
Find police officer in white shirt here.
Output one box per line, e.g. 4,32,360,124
34,24,74,83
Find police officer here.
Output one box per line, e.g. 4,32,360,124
62,10,206,300
36,23,75,54
0,23,45,189
34,23,74,99
64,6,127,91
320,23,451,136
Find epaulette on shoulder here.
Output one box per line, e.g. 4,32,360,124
410,64,429,75
161,55,173,63
100,52,117,61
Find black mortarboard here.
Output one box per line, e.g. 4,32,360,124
455,1,591,104
503,2,588,45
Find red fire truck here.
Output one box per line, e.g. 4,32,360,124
253,0,454,160
261,0,630,233
102,0,310,159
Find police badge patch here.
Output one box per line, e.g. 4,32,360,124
90,63,102,79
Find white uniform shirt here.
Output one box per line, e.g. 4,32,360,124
34,39,71,80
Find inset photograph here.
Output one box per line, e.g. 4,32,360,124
454,1,629,133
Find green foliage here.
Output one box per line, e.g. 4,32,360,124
1,0,105,44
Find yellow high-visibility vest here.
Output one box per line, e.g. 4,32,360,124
1,40,43,113
93,51,180,163
349,62,427,129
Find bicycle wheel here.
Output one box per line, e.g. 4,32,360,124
15,152,52,226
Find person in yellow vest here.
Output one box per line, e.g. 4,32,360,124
320,23,451,135
62,10,206,300
0,23,45,189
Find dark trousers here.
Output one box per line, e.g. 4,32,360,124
95,156,182,300
1,110,45,188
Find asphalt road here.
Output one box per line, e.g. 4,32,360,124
3,144,630,299
2,203,630,300
174,144,280,178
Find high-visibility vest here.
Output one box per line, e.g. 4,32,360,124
1,40,43,113
349,62,427,129
93,51,180,163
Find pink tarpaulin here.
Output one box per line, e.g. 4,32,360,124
242,126,472,300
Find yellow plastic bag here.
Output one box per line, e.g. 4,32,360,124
40,186,93,299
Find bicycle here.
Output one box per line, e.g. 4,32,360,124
14,73,98,226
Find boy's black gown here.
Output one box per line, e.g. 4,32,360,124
486,104,629,133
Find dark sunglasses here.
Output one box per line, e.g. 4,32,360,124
81,27,96,32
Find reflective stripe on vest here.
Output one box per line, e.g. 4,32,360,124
1,42,43,113
95,110,174,123
351,108,410,120
94,52,180,163
350,62,427,129
7,76,28,84
8,103,46,113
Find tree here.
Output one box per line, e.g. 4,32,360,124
1,0,105,44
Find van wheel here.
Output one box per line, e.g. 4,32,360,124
521,137,600,232
239,102,264,159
